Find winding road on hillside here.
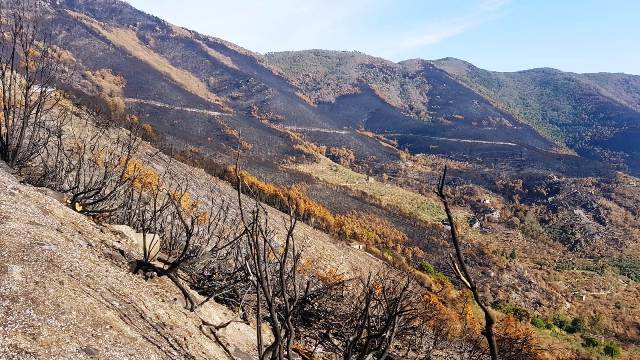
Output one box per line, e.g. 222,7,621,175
283,126,351,134
124,98,518,147
382,134,518,146
125,98,227,116
285,126,518,146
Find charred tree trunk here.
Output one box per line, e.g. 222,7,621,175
436,166,499,360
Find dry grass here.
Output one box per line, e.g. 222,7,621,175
194,39,239,70
69,10,229,110
289,156,445,223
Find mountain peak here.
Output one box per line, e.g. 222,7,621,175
429,57,477,76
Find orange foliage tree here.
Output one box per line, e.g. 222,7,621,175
327,146,356,167
227,167,336,231
334,212,407,248
495,316,545,360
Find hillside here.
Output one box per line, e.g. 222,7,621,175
2,0,640,358
0,129,395,359
265,50,557,160
0,162,254,359
431,58,640,172
265,50,640,174
43,0,640,175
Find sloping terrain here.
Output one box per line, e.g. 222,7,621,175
432,58,640,173
0,141,392,359
45,1,640,176
0,163,249,359
4,1,638,358
266,51,558,159
46,0,640,177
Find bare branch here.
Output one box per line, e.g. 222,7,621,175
436,166,499,360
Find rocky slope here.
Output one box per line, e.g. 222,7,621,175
0,162,249,359
5,1,639,357
0,119,394,359
0,153,392,359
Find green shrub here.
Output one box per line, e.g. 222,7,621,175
545,224,578,246
418,260,447,281
567,317,585,334
551,314,586,333
602,341,621,358
581,334,601,348
382,248,394,260
419,260,437,275
552,314,571,331
530,316,552,330
491,300,530,321
608,259,640,282
530,316,545,329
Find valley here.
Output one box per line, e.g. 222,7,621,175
0,0,639,359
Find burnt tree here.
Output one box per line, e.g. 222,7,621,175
235,155,320,360
436,166,499,360
129,172,245,311
33,117,141,218
0,0,68,169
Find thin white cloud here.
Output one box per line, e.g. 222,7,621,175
126,0,375,52
126,0,510,61
124,0,639,74
380,0,511,58
478,0,512,11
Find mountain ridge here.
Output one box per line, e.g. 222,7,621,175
50,0,640,172
3,1,639,358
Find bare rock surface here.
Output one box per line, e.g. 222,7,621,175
0,165,250,360
0,155,387,359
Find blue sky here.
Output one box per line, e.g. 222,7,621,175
125,0,640,74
